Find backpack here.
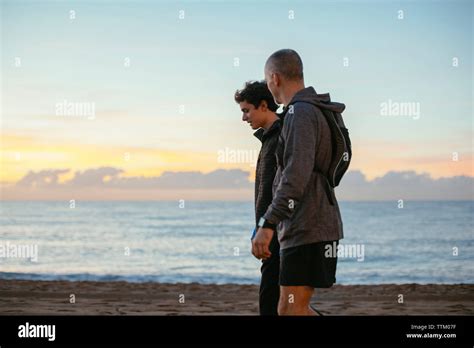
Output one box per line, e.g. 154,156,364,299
287,100,352,204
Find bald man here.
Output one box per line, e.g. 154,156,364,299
253,49,345,316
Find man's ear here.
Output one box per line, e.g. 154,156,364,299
259,100,268,111
274,72,281,87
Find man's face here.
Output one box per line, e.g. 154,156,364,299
239,101,266,130
264,67,281,104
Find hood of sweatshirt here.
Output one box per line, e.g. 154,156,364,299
287,86,345,114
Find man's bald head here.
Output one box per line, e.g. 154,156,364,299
265,49,304,81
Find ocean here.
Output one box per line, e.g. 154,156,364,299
0,201,472,285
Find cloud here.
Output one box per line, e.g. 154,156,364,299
16,169,70,188
4,167,473,201
103,168,253,189
67,167,124,187
14,167,252,190
337,170,474,201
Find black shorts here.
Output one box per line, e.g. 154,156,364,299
279,240,338,288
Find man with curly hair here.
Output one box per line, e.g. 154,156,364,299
234,81,281,315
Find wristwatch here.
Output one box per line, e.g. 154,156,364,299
258,217,276,230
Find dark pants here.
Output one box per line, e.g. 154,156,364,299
259,233,280,315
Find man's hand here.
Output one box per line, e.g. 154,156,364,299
252,227,274,260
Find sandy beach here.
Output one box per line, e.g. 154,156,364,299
0,280,472,315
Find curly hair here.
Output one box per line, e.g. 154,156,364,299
234,80,278,112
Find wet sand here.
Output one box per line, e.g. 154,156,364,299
0,280,472,315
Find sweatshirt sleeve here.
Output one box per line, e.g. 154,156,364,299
263,103,318,225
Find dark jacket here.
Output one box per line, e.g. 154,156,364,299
254,119,281,228
263,87,344,249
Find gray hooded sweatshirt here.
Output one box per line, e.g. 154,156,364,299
263,86,345,250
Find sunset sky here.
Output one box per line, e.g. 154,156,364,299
1,0,472,200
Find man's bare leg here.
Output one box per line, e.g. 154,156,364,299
278,285,318,316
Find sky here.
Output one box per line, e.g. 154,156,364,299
0,0,472,200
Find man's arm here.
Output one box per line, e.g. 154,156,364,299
263,103,318,225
